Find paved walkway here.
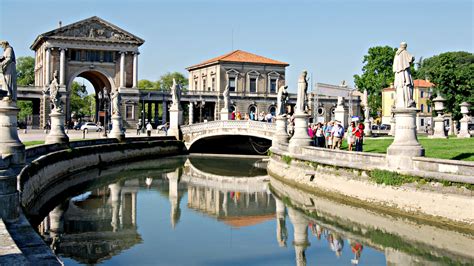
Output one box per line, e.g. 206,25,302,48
18,129,169,142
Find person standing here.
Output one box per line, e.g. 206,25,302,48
347,121,356,151
136,121,141,135
325,121,334,149
146,122,153,137
331,122,344,149
355,123,365,152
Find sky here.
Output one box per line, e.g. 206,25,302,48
1,0,472,93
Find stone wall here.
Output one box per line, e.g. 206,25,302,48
268,148,474,227
19,139,186,214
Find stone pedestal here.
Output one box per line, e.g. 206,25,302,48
0,100,25,165
389,116,396,136
0,168,20,221
334,105,348,128
45,110,69,144
364,120,372,137
387,108,424,170
168,107,182,139
288,113,312,154
220,108,230,120
429,116,447,138
288,208,310,266
458,117,471,138
110,114,125,141
272,115,290,150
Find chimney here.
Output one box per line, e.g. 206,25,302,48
58,21,62,28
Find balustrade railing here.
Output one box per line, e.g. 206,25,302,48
181,120,275,134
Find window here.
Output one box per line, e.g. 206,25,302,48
202,78,206,91
421,118,425,126
194,80,198,90
249,78,257,93
229,77,236,92
269,106,276,116
70,50,81,61
211,77,215,91
421,90,424,98
428,105,431,113
421,104,424,113
103,51,114,62
270,79,277,93
126,105,133,119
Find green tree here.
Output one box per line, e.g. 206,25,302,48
138,79,161,90
354,46,397,117
417,51,474,120
159,72,188,91
16,56,35,86
17,100,32,121
70,81,90,117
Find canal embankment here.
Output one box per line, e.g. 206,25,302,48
268,146,474,229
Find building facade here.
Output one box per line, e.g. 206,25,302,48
382,80,434,130
186,50,289,122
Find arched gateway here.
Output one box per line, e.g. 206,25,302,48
30,16,144,128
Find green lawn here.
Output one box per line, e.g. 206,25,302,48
24,140,45,146
361,137,474,161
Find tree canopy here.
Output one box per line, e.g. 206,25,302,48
353,46,397,116
70,81,94,118
138,72,188,91
16,56,35,86
416,51,474,120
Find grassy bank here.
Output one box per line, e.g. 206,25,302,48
361,137,474,161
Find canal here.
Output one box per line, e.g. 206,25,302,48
27,155,473,265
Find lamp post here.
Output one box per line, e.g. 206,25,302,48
141,96,146,133
194,98,205,123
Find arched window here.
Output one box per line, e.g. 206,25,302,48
248,105,257,120
268,106,276,116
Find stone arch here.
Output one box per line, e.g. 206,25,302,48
67,67,116,122
187,132,273,151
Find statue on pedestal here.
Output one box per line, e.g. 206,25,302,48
277,85,288,116
171,78,181,108
295,71,308,114
222,85,230,111
0,40,17,101
393,42,416,108
111,88,121,116
44,71,62,112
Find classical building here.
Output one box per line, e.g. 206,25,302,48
382,79,434,129
186,50,289,122
29,16,144,128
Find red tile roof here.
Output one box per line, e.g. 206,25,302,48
187,50,289,70
414,79,434,87
383,79,434,91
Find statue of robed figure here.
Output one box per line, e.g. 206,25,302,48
0,40,17,101
295,71,308,114
393,42,416,109
171,78,181,109
276,85,288,116
222,85,230,111
111,88,121,116
44,71,62,112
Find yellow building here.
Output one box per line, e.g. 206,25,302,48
381,79,434,130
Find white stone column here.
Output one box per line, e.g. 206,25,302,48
109,182,122,232
275,197,287,247
288,207,310,266
45,48,51,85
188,102,194,125
120,51,126,88
133,52,139,88
59,48,66,86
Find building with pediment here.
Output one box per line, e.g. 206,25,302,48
30,16,144,128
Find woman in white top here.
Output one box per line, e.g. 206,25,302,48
347,121,356,151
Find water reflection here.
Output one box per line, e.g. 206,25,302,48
32,156,473,265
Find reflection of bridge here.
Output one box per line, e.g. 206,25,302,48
181,120,275,148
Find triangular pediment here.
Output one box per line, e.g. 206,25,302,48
31,16,144,49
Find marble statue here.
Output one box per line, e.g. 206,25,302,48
47,71,62,112
277,85,288,116
0,40,17,101
362,89,368,107
296,71,308,113
393,42,415,108
337,96,344,107
111,88,121,115
171,78,181,107
222,85,230,111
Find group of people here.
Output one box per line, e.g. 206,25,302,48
231,110,274,123
307,121,365,151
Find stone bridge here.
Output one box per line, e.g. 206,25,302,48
180,120,276,148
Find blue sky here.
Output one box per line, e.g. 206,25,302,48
1,0,472,93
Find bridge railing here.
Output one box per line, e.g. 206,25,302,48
181,120,276,134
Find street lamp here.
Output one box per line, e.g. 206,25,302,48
194,98,205,123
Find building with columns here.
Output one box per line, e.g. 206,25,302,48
29,16,144,128
186,50,289,122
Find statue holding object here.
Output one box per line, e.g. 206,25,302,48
0,40,17,101
393,42,416,109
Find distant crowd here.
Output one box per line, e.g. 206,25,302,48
304,120,366,152
230,110,274,122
